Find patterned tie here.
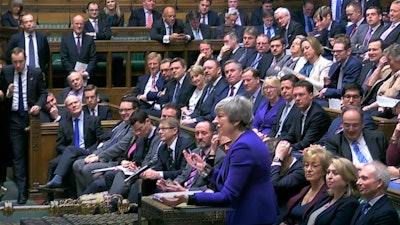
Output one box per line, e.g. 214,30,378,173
249,95,254,108
361,203,371,215
93,19,98,33
76,36,81,54
151,75,156,88
74,118,80,147
168,148,174,169
352,141,368,163
184,150,204,188
18,72,24,116
28,34,35,68
251,54,262,68
363,27,373,46
229,85,235,97
349,24,357,38
146,11,152,28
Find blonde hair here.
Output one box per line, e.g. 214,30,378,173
303,145,333,176
263,76,281,95
103,0,122,17
327,157,359,198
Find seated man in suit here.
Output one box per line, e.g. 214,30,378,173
128,0,161,27
162,57,195,108
158,121,226,192
268,74,300,138
150,7,189,44
194,40,216,66
245,34,273,78
350,161,399,225
218,0,249,26
82,84,112,120
351,7,384,58
217,32,246,67
318,83,376,145
40,92,66,123
72,95,139,196
256,10,278,40
181,59,228,126
216,8,244,41
60,15,96,83
380,0,400,46
242,27,258,66
250,0,274,26
242,68,264,115
345,2,366,39
316,35,361,105
265,36,290,77
326,106,387,166
39,95,104,199
56,72,85,104
133,52,164,111
223,60,246,97
184,10,213,41
6,13,50,74
292,0,315,34
281,80,331,153
187,0,219,26
274,7,306,48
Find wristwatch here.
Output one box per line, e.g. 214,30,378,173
273,156,282,163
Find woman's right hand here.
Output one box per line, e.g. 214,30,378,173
183,150,206,171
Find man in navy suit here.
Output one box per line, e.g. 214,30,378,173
345,2,366,39
40,92,66,123
60,15,96,81
150,7,189,44
218,0,249,26
39,95,104,198
84,2,111,40
281,81,331,153
256,10,278,40
242,27,258,67
0,47,47,204
6,13,50,75
82,84,112,120
246,34,273,79
350,161,399,225
216,8,244,41
133,52,165,113
184,10,213,41
128,0,162,27
222,60,246,98
292,0,315,34
162,57,195,108
325,106,386,164
217,32,246,67
274,7,306,48
268,74,300,138
317,35,361,103
250,0,273,26
380,0,400,46
242,68,264,115
181,59,228,126
186,0,219,26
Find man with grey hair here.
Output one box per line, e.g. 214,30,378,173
219,0,249,26
216,8,244,41
274,7,305,48
217,32,246,66
379,0,400,46
350,161,399,225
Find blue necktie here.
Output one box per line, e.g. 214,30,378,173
74,118,80,147
352,141,367,163
299,62,313,77
172,82,181,103
18,72,24,116
28,34,35,68
251,54,263,68
266,28,272,39
336,0,342,22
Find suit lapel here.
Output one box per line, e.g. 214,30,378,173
341,135,353,160
363,132,379,160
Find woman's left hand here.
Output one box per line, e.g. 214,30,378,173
160,195,189,207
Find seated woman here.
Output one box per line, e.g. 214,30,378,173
101,0,124,27
181,65,206,120
161,96,279,225
305,157,359,225
386,103,400,177
296,36,333,96
280,145,333,225
252,76,285,137
1,0,23,27
362,43,400,118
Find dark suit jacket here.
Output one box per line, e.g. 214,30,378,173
258,52,274,79
6,31,50,73
184,23,213,40
381,23,400,46
83,104,113,120
215,24,244,42
350,195,399,225
279,20,306,47
150,19,186,43
219,47,246,67
325,129,387,163
153,134,196,180
60,32,97,75
40,107,67,123
0,65,47,111
128,8,162,27
218,8,249,26
250,7,264,26
269,102,300,138
55,112,104,154
306,194,359,225
357,60,375,86
132,73,165,110
185,10,220,26
244,87,264,115
325,56,361,98
317,22,346,50
83,17,112,40
282,102,331,151
192,131,278,225
190,76,229,122
162,74,195,108
256,25,279,38
1,11,19,27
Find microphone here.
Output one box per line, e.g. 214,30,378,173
124,159,158,183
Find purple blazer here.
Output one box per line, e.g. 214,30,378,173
252,97,285,135
192,130,278,225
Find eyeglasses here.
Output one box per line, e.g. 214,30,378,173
119,108,133,113
343,95,361,100
303,163,321,170
158,127,175,131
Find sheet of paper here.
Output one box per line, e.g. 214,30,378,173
328,98,341,110
377,96,400,108
74,61,88,72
